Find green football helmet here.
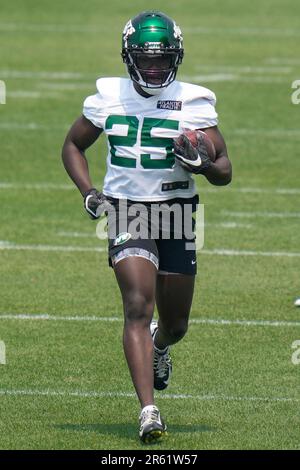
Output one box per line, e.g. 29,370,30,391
121,11,184,94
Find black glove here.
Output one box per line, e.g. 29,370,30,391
174,133,212,174
83,188,108,220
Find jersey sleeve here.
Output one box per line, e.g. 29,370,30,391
82,80,108,128
82,93,103,128
183,91,218,130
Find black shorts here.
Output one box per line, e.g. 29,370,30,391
105,195,198,275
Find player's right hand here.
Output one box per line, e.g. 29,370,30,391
174,133,212,174
83,188,108,219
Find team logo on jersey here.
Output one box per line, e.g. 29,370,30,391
113,232,132,246
157,100,182,111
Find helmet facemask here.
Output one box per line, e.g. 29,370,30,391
127,50,181,91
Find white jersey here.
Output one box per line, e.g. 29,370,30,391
83,77,218,201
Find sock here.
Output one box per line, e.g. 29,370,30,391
141,404,157,414
152,323,169,354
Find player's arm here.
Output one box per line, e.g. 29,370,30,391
62,115,108,219
62,114,102,195
199,126,232,186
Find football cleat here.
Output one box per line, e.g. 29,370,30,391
139,405,167,443
150,320,172,391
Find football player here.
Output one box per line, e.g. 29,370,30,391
62,10,232,443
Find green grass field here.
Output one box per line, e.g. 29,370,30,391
0,0,300,450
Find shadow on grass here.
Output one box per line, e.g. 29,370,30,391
55,423,215,439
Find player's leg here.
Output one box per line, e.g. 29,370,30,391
149,229,197,391
114,254,167,442
113,255,157,408
155,273,195,349
154,234,196,350
107,199,167,442
150,273,195,391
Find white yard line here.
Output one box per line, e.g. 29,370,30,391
0,313,300,328
181,73,238,83
57,224,252,237
57,231,96,238
0,67,294,81
190,318,300,327
0,71,293,87
1,123,300,139
0,69,93,80
212,222,253,229
6,91,63,99
206,187,300,195
0,23,106,33
266,58,300,65
198,222,254,229
3,75,290,90
0,181,299,195
0,241,105,253
184,26,300,37
181,74,290,84
194,65,293,74
0,182,74,189
0,123,67,131
37,82,93,91
222,211,300,218
230,128,300,138
201,249,300,258
0,314,121,322
0,388,298,403
0,241,299,257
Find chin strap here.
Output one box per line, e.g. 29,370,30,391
140,85,163,96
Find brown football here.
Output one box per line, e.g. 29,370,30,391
178,129,216,162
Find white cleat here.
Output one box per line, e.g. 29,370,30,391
139,405,167,443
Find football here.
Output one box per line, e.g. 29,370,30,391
178,129,217,162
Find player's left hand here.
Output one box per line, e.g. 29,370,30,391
83,188,108,219
174,133,212,174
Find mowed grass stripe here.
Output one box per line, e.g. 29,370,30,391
2,124,300,142
1,23,300,36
